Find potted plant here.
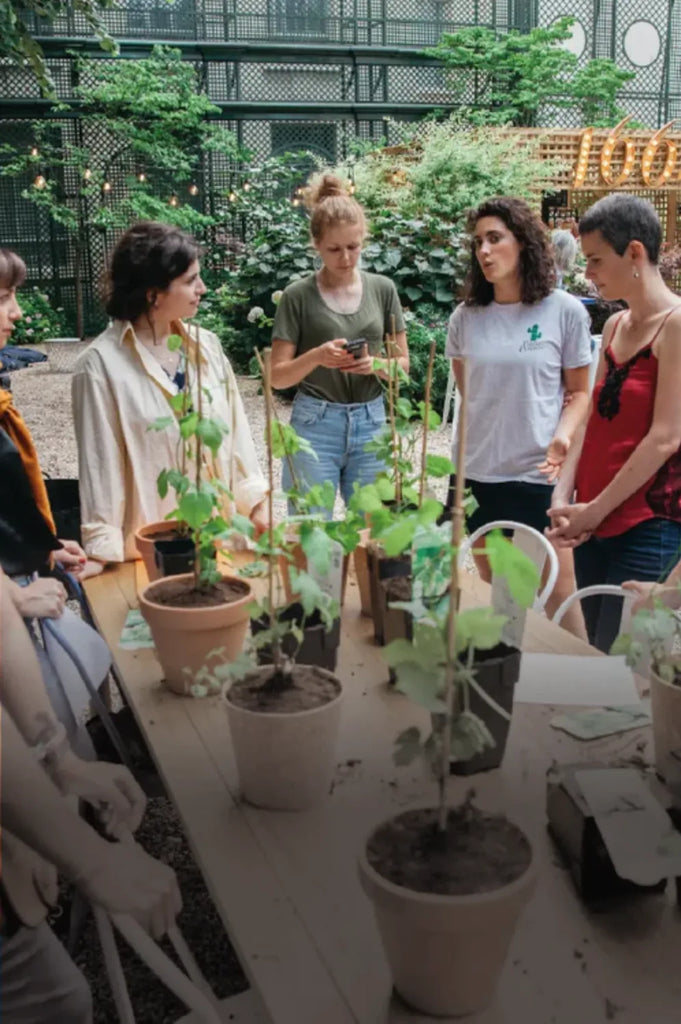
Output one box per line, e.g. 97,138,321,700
358,377,539,1017
612,590,681,791
198,350,346,810
137,327,253,695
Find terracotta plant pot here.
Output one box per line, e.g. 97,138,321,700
650,669,681,787
359,808,536,1017
135,520,182,582
138,572,252,696
251,603,341,673
224,665,343,810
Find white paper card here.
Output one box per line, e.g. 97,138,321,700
515,653,639,706
575,768,681,885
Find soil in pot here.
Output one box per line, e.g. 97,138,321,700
251,603,341,673
367,804,531,896
449,641,521,776
228,664,340,714
145,577,249,609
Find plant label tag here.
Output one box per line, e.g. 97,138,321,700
575,768,681,885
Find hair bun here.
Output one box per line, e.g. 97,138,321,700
305,173,348,209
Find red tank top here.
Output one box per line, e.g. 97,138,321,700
575,310,681,537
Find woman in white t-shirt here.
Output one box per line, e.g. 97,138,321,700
446,196,592,635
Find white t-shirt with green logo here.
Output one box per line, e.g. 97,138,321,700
446,290,592,483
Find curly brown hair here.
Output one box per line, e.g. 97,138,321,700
464,197,555,306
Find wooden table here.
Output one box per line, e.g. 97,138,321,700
84,562,681,1024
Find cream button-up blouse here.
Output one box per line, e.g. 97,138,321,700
72,319,267,563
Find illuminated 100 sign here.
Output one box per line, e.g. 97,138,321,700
572,116,680,189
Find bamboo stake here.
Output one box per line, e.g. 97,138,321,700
261,349,276,646
388,314,404,504
438,358,468,833
418,340,437,506
253,348,301,497
194,323,203,590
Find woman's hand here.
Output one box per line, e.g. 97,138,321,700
621,580,656,614
538,433,570,484
315,339,356,370
53,539,87,575
342,349,375,376
545,501,601,546
249,500,269,537
14,578,67,619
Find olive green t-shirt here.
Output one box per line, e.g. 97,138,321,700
272,271,405,403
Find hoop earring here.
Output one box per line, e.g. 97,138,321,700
313,253,323,272
633,268,640,279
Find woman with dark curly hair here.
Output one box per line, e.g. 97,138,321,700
446,196,592,633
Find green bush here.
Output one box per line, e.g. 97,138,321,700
11,287,68,344
403,306,451,414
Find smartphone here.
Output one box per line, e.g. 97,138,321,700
344,337,368,359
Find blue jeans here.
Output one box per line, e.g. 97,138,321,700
574,517,681,652
282,393,386,516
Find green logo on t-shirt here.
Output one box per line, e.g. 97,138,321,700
520,324,545,352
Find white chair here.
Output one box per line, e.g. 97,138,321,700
552,584,635,635
458,520,559,612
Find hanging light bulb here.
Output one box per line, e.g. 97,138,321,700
137,172,146,183
30,146,39,157
83,167,92,181
228,191,237,202
102,181,112,193
169,194,179,207
33,174,46,190
243,181,251,192
292,197,300,207
188,183,199,196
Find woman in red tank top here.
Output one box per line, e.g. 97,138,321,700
547,194,681,652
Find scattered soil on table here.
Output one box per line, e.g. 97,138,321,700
146,577,250,608
228,664,340,713
366,804,531,896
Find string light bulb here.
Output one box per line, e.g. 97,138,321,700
228,191,237,202
33,174,46,189
572,127,593,187
169,194,179,207
292,197,300,207
243,181,251,192
137,172,146,183
188,183,199,196
83,167,92,181
30,146,39,158
102,181,112,193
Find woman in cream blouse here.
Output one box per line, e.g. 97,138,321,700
72,222,267,567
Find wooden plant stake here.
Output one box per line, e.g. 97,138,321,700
260,348,282,671
194,322,203,590
418,340,437,506
384,330,401,504
438,358,469,832
254,348,301,498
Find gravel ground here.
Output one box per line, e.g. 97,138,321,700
11,359,455,1021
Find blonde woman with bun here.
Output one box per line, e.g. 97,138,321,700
271,174,409,511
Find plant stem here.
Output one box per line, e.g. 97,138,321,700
194,322,203,590
385,332,401,505
253,347,301,500
439,358,468,834
261,348,281,670
419,340,436,505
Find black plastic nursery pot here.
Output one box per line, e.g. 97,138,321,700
448,643,522,776
251,602,341,673
153,537,196,578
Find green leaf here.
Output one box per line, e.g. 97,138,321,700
300,525,332,575
425,454,455,478
393,726,423,767
404,286,423,301
455,607,507,653
157,468,169,500
167,334,184,351
381,518,416,557
179,411,199,439
449,710,495,763
176,490,214,532
149,415,175,432
168,393,186,412
485,532,540,609
196,417,225,455
288,568,326,618
354,484,384,514
393,663,447,712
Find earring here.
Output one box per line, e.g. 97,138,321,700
313,253,323,272
633,268,640,279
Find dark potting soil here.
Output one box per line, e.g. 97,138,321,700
147,528,182,543
383,575,412,602
367,805,531,897
228,664,340,714
146,577,250,608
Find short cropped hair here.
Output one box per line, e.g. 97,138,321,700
0,249,27,290
105,222,200,321
578,194,661,264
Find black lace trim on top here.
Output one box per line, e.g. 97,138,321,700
597,345,653,421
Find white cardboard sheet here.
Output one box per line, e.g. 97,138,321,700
515,653,639,706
